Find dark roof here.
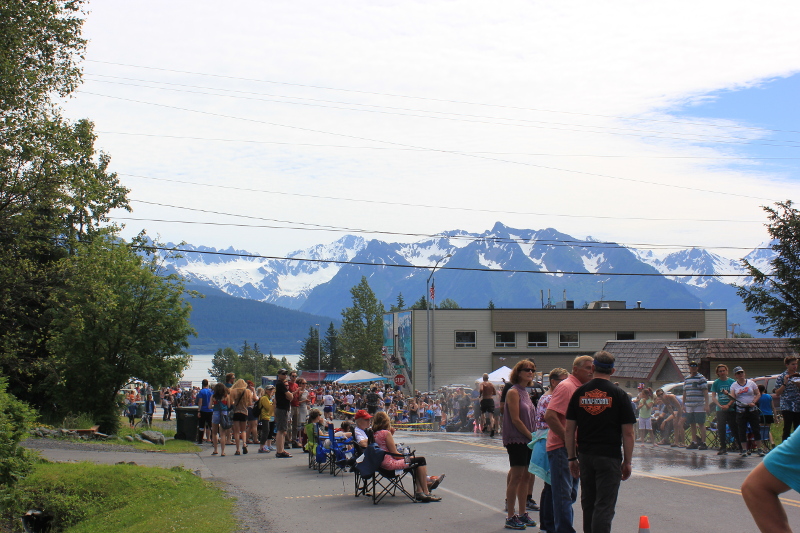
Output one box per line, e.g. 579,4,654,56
603,338,797,381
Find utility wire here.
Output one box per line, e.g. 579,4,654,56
123,202,768,250
84,75,800,147
139,244,765,278
123,174,764,224
78,91,777,202
85,59,800,135
95,130,800,159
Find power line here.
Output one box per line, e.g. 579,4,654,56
122,203,768,250
95,131,800,159
123,174,764,224
83,75,800,147
139,244,764,278
78,91,777,202
85,59,800,135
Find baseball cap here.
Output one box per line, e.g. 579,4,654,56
688,360,698,367
265,384,275,390
278,368,288,375
354,409,372,420
733,366,744,374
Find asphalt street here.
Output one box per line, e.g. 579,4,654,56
28,431,800,533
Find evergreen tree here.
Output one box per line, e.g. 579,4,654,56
210,347,238,381
411,294,429,310
339,277,385,373
738,200,800,346
488,300,495,309
323,322,343,371
390,293,406,312
297,326,322,371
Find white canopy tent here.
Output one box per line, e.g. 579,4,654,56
474,366,512,387
335,369,386,384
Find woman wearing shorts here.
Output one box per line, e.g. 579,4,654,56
502,360,538,530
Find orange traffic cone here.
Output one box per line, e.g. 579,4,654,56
638,515,651,532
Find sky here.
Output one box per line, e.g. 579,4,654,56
62,0,800,262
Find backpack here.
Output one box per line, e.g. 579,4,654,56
253,397,263,418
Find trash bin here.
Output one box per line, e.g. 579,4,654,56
174,406,199,441
152,390,161,405
135,401,145,417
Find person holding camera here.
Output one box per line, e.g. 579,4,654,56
728,366,767,457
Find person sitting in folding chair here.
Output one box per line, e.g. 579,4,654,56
372,411,445,502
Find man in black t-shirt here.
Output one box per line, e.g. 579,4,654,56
274,369,293,458
565,351,635,533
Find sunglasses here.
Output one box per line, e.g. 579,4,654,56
520,368,535,372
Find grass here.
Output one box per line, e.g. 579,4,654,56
4,461,236,533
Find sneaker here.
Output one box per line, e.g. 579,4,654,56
747,449,752,456
757,449,767,457
717,449,728,455
518,513,537,527
526,499,540,511
686,442,698,450
504,516,526,530
740,450,748,457
698,443,708,450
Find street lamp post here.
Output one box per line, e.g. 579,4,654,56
426,254,451,393
316,323,321,387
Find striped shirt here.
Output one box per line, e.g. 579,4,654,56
683,373,708,407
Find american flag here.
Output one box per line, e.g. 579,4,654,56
429,282,435,300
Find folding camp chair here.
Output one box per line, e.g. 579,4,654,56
355,443,419,504
353,429,374,497
305,423,319,469
327,425,353,476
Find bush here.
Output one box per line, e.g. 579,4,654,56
0,375,38,508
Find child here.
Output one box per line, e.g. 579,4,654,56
635,388,655,444
757,384,774,449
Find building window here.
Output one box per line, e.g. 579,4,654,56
559,331,579,348
455,331,476,348
678,331,697,339
616,331,635,340
495,332,516,348
527,332,548,347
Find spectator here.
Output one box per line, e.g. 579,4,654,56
710,364,736,455
274,369,293,458
544,355,594,533
257,385,275,453
634,388,655,445
729,367,767,457
210,383,229,456
366,387,380,415
229,379,253,455
371,411,443,502
683,360,709,450
196,379,214,444
287,371,301,448
655,388,684,447
565,351,635,533
774,355,800,442
758,384,775,449
532,367,569,533
245,380,259,447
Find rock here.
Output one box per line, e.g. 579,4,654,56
140,430,166,445
125,435,134,442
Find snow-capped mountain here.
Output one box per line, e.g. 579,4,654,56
159,223,774,336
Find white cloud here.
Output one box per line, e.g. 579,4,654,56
64,0,800,260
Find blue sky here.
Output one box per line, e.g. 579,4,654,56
64,1,800,261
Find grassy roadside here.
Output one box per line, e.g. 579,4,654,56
3,462,236,533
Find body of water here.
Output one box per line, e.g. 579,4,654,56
181,353,301,385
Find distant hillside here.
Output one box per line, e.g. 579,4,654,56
183,282,339,355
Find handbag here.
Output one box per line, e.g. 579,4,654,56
220,408,232,430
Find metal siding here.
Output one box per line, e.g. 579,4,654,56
432,310,491,389
492,309,707,331
699,310,728,338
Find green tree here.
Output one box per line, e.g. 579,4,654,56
210,347,239,382
323,322,344,370
411,294,429,310
733,332,754,338
488,300,495,309
47,236,195,433
438,298,461,309
737,201,800,346
339,277,385,373
389,292,406,312
297,326,323,371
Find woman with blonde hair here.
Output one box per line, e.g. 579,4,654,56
229,379,254,455
210,383,229,456
372,411,444,502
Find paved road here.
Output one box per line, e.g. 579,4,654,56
27,432,800,532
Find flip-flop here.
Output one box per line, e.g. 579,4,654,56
429,473,446,491
211,451,218,455
276,451,293,458
220,453,226,457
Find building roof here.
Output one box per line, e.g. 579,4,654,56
603,338,797,381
